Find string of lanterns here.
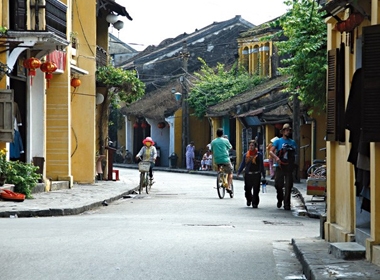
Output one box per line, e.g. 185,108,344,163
334,12,364,33
23,57,58,87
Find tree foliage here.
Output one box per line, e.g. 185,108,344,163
96,65,145,108
188,58,264,118
270,0,327,110
95,65,145,154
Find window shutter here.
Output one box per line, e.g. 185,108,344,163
326,49,338,141
362,25,380,142
0,90,14,142
11,0,26,30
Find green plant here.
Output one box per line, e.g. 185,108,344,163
0,26,8,35
6,161,40,198
0,148,9,176
188,58,264,118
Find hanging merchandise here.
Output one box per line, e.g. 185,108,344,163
40,61,58,88
23,57,41,85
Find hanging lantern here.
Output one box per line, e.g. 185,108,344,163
335,21,346,33
157,122,166,129
141,121,147,129
23,57,41,85
133,121,139,129
71,77,81,89
275,123,283,130
40,61,57,88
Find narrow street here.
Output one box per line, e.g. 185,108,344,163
0,169,318,280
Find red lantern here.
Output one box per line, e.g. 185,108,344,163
275,123,283,130
157,122,166,129
40,61,57,88
71,77,81,89
141,121,147,129
350,12,364,28
335,21,346,33
23,57,41,85
133,121,139,129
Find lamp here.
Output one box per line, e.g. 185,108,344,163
96,93,104,105
106,13,118,24
172,88,182,101
113,20,124,31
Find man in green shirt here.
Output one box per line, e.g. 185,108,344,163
211,128,233,192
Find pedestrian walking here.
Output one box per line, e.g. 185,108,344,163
270,124,297,210
267,136,279,179
237,140,266,208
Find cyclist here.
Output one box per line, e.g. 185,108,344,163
135,137,157,180
211,128,233,193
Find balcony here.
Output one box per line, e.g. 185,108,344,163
10,0,67,41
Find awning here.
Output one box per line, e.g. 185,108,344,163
71,65,89,75
97,0,133,21
320,0,369,20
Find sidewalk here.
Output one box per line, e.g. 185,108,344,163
1,164,379,279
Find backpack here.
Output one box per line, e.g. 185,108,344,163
277,143,296,170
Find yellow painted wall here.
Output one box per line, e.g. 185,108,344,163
69,0,96,183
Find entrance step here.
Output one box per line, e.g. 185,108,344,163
329,242,366,260
356,227,371,247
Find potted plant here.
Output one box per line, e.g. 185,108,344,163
6,160,40,198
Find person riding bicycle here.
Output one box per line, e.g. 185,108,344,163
211,128,233,193
135,137,157,180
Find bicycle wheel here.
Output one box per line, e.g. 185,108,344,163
139,172,145,194
216,172,225,199
146,173,151,194
229,182,234,198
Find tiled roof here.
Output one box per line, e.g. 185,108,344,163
120,80,181,121
206,75,289,117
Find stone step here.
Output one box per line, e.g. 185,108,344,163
328,242,366,260
2,181,70,194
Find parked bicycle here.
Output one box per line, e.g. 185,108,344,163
137,158,153,194
216,164,234,199
115,146,133,164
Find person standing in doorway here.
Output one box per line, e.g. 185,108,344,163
237,140,266,208
270,124,297,210
185,141,195,170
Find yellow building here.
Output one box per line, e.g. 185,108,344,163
0,0,132,187
322,0,380,266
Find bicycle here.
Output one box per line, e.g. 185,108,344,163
216,164,234,199
138,160,153,194
115,146,134,164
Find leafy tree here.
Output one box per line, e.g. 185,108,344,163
188,58,264,118
96,65,145,154
270,0,327,111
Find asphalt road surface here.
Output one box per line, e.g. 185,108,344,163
0,169,318,280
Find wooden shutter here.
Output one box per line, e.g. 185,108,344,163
11,0,26,31
0,90,14,142
326,49,338,141
337,43,345,143
362,25,380,142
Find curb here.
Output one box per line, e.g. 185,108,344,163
0,189,138,218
